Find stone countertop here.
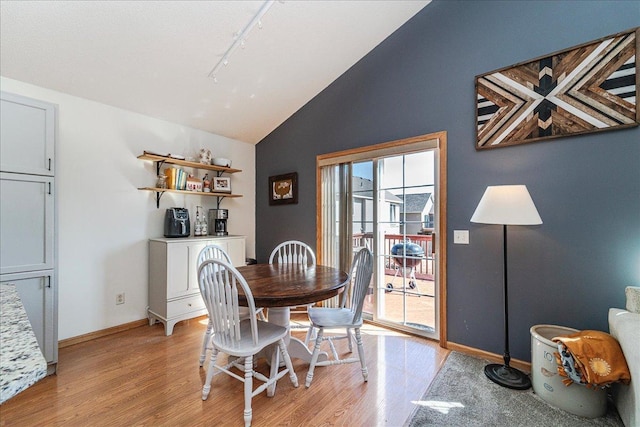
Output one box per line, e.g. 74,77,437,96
0,283,47,404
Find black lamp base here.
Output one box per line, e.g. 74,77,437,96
484,363,532,390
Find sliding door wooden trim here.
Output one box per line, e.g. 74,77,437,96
316,131,448,347
437,133,447,348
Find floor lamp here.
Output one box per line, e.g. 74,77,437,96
470,185,542,390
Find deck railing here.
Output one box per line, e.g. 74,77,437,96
353,233,434,280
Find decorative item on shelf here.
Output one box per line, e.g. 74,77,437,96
269,172,298,205
470,185,542,390
164,167,187,190
212,157,232,168
186,174,202,192
156,174,167,189
199,148,212,165
164,168,175,189
213,176,231,193
202,174,211,193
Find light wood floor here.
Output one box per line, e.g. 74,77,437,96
0,315,449,426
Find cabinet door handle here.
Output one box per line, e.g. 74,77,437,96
48,182,52,195
48,158,52,171
47,276,52,288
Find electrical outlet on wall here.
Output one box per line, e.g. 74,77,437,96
453,230,469,244
116,293,125,305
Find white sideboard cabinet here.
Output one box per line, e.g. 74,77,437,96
148,235,246,335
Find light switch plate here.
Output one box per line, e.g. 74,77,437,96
453,230,469,244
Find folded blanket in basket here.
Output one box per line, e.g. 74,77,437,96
552,330,631,389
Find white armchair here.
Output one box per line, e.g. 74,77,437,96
608,286,640,427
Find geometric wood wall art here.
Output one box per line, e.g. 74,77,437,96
476,27,639,149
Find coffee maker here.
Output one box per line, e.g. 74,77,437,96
208,209,228,236
164,208,190,238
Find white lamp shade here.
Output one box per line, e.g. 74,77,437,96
470,185,542,225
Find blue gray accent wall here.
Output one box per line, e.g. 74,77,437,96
256,0,640,361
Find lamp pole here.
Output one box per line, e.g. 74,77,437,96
502,224,510,368
482,223,531,389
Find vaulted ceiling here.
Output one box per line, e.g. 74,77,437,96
0,1,430,144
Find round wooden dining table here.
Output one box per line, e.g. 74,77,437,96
235,263,349,363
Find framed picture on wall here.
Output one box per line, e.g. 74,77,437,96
475,27,639,149
269,172,298,205
213,176,231,193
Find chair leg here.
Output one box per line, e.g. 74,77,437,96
347,328,353,352
355,328,368,382
304,325,315,346
202,348,219,400
279,339,299,388
243,355,253,427
305,328,324,388
267,344,281,397
199,320,213,367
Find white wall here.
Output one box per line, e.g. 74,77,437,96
0,77,256,340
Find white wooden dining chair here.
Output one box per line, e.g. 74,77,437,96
268,240,316,318
197,244,263,367
303,247,374,388
198,259,299,427
268,240,316,266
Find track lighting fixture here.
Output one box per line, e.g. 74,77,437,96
209,0,275,83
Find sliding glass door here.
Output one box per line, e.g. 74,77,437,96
317,133,445,340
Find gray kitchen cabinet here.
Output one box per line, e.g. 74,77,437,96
0,92,55,176
148,235,246,335
0,271,57,370
0,173,54,275
0,91,58,373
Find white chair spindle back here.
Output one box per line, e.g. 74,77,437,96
198,259,259,347
348,248,374,323
197,244,231,266
269,240,316,266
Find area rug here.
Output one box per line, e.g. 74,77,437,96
406,351,623,426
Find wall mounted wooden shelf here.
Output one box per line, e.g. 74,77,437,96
137,153,242,208
137,153,242,175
